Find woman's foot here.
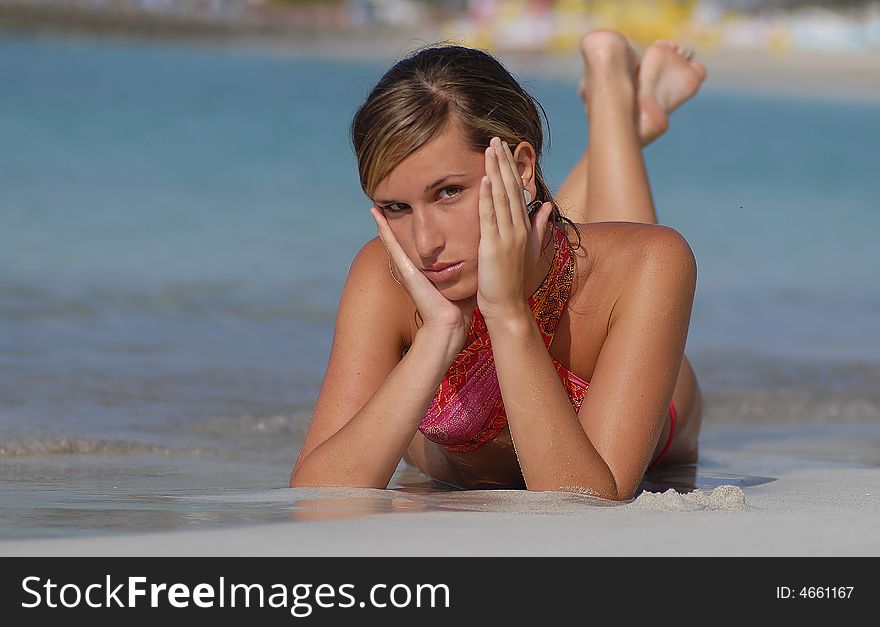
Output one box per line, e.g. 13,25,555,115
576,29,641,140
638,40,707,144
577,36,707,145
577,29,640,99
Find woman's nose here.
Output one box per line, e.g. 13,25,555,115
412,210,445,260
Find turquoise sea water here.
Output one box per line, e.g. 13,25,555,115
1,35,878,538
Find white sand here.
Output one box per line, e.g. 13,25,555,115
630,484,749,511
2,467,877,556
499,47,880,104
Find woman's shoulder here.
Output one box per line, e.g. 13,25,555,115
342,236,412,342
566,220,694,270
349,235,392,273
565,221,696,305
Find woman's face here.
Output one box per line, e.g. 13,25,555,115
371,122,492,301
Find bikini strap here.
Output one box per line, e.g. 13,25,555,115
527,224,575,350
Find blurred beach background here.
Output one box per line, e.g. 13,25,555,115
1,0,879,543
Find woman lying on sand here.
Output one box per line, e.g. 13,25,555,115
290,30,706,500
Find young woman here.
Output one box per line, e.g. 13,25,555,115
290,30,706,500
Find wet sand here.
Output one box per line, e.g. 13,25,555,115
2,422,879,556
1,466,877,556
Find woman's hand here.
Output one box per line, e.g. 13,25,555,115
370,206,475,350
477,137,553,322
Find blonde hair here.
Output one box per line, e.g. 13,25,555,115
350,44,581,250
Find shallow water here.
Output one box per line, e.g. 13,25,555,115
6,418,880,538
1,35,878,539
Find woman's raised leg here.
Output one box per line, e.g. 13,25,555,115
556,35,707,225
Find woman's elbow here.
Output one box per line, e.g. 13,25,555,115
289,463,389,490
289,454,323,488
530,478,629,501
289,466,306,488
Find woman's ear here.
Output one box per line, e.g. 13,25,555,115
513,142,537,196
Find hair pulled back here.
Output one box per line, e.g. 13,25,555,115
350,44,581,250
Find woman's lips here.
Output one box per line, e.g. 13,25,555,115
422,261,464,282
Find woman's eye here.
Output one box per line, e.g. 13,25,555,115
438,186,461,200
380,187,461,213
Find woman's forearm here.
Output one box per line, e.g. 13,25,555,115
290,330,460,489
485,305,620,498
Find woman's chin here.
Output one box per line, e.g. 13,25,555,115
437,281,477,303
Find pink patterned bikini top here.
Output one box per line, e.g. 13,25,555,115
418,223,591,452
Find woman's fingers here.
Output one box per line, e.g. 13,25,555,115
484,145,513,239
370,207,424,286
478,174,499,241
370,207,472,335
485,138,531,238
498,139,529,233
